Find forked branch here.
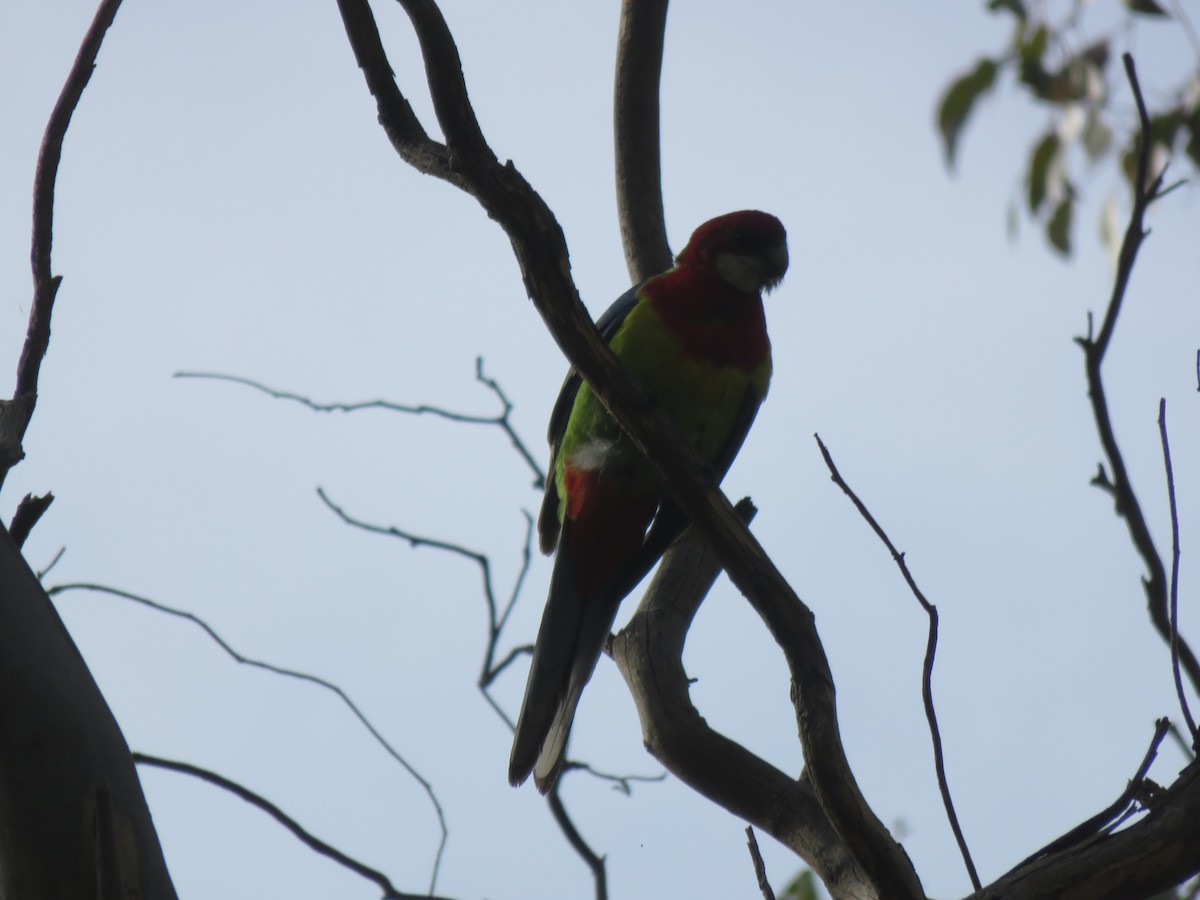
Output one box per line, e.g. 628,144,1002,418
1074,55,1200,694
334,3,922,895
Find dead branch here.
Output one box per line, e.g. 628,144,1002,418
132,754,450,900
175,357,545,489
1158,401,1197,741
49,580,449,891
815,434,980,891
1074,55,1200,694
335,3,922,894
1,0,124,492
611,501,882,900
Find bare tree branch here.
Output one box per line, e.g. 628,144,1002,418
612,501,882,900
132,754,454,900
546,785,607,900
814,434,980,892
971,723,1200,900
318,476,630,894
333,0,460,184
335,3,921,895
1017,719,1169,866
1,0,124,491
1158,400,1197,742
614,0,672,282
1075,55,1200,695
49,581,450,892
8,492,54,548
746,827,778,900
316,487,525,694
176,358,545,489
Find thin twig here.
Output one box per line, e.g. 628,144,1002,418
176,359,544,489
35,545,66,580
560,762,666,796
2,0,124,491
49,582,449,893
745,827,777,900
1159,400,1197,741
132,753,454,900
1017,718,1170,864
546,784,607,900
316,486,510,700
318,486,647,803
1075,54,1200,695
815,433,981,892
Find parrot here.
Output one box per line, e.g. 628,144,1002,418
508,210,788,792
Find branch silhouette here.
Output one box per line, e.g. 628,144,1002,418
1074,55,1200,695
49,581,449,893
133,753,454,900
815,434,980,892
335,2,922,895
176,357,544,489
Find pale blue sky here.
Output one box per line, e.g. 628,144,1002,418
2,2,1198,898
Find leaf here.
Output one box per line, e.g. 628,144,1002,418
1027,131,1061,213
1018,25,1052,99
1047,194,1074,256
1099,195,1122,265
780,869,820,900
1119,138,1137,187
1124,0,1169,16
1150,109,1185,147
937,58,999,169
1186,110,1200,169
987,0,1027,19
1020,23,1048,63
1082,109,1114,162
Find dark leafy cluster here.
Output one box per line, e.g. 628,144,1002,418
937,0,1200,257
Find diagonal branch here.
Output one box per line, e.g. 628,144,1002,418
1015,719,1169,866
2,0,124,491
1158,401,1197,742
333,0,459,183
970,723,1200,900
745,827,778,900
612,500,879,900
1074,54,1200,695
49,581,450,893
133,753,454,900
317,484,620,890
546,785,607,900
815,434,980,892
8,492,54,548
335,3,920,895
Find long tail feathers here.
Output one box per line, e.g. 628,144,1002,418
509,530,619,793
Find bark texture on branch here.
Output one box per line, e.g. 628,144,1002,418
612,503,881,900
0,527,176,900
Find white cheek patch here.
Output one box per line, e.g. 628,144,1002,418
572,438,616,472
715,253,764,293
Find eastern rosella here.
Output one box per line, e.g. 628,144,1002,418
509,210,788,792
